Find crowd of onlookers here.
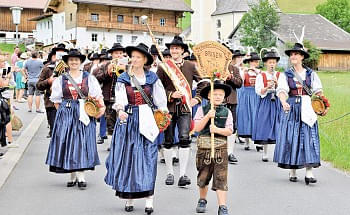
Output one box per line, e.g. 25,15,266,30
0,46,46,159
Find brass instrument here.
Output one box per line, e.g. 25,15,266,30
110,58,123,77
53,60,68,77
269,66,277,101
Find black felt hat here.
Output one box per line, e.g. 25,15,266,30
165,35,188,51
262,51,280,62
285,43,310,59
89,52,100,60
232,50,245,58
243,52,261,64
99,49,112,60
200,79,232,100
52,43,68,53
108,43,125,53
126,43,154,66
159,49,171,61
62,49,86,63
149,45,159,56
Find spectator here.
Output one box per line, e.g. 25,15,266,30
24,51,44,113
11,46,20,67
15,52,27,103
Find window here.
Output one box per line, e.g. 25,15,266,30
91,13,99,21
160,18,166,26
156,37,164,46
92,33,98,42
70,13,72,21
14,34,21,39
116,35,123,43
133,16,139,24
131,36,138,44
217,31,221,40
0,33,5,38
117,15,124,23
216,19,221,28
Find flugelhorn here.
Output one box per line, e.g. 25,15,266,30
53,60,68,77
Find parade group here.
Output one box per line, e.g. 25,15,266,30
0,33,330,215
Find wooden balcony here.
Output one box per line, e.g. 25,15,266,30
85,20,182,34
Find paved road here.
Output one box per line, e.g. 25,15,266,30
1,107,350,215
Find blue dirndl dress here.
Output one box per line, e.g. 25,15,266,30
46,72,100,173
253,72,281,144
273,68,321,169
236,77,260,138
105,71,163,199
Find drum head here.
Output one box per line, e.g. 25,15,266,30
312,98,325,115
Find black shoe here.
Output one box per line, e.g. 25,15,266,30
262,157,269,162
165,174,174,185
160,158,165,163
36,110,44,113
178,175,191,187
46,132,51,138
78,181,87,189
145,207,154,214
0,152,5,159
67,180,77,187
289,176,298,182
196,199,207,213
244,146,250,151
102,136,108,139
218,205,229,215
256,145,263,152
97,136,104,144
172,157,179,165
107,147,110,151
228,154,238,163
305,177,317,185
125,205,134,212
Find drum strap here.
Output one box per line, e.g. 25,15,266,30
63,73,86,100
291,67,313,96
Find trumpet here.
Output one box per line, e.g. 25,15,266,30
110,58,122,76
53,60,68,77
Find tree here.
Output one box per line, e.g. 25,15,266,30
316,0,350,33
239,0,280,53
285,40,321,70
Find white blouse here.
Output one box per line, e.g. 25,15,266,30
255,71,280,98
112,75,168,111
50,71,103,103
276,69,323,97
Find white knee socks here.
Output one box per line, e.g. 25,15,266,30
290,169,297,177
159,147,164,159
227,134,236,155
244,138,250,147
76,171,85,182
164,148,174,175
306,167,314,178
70,172,77,182
263,145,268,159
145,195,154,208
126,199,134,207
179,147,190,177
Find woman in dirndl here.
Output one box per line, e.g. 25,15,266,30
252,50,281,162
46,49,105,189
236,52,261,150
273,43,329,185
105,43,168,214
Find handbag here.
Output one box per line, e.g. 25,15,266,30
129,72,171,132
11,114,23,131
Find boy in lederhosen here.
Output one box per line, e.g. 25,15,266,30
193,79,233,215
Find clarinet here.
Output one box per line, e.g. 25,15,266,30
269,66,277,101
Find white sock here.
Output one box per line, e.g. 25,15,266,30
263,145,268,158
306,167,314,178
76,171,85,182
164,148,174,175
159,147,164,159
227,134,235,154
172,147,178,158
179,147,190,177
126,199,134,207
145,195,154,208
244,138,250,147
70,172,77,182
290,169,297,177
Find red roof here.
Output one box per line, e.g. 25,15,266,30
0,0,48,9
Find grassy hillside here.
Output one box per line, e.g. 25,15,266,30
276,0,327,13
180,0,191,30
0,43,26,54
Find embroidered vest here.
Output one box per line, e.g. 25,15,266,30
62,71,89,100
125,84,153,106
261,72,280,88
287,71,312,96
244,69,259,87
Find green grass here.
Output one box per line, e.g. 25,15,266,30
0,43,26,54
318,72,350,171
276,0,327,13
